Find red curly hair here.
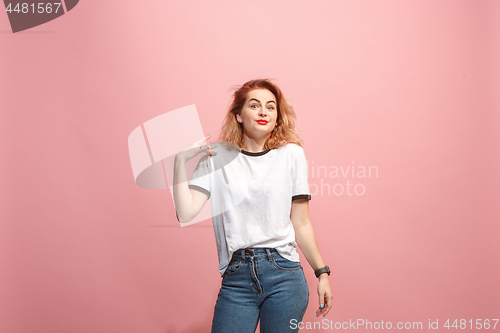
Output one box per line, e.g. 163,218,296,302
216,78,304,150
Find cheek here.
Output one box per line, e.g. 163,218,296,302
242,108,254,117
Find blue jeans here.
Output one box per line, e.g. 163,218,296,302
211,248,309,333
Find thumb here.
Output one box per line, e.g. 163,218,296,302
319,293,325,309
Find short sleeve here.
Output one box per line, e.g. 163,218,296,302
188,153,211,199
291,147,311,201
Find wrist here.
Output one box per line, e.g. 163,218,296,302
314,265,331,278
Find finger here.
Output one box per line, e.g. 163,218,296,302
323,298,332,317
197,133,212,144
198,143,217,156
208,147,217,156
319,293,325,310
325,306,332,316
316,302,325,317
194,142,216,150
327,295,333,311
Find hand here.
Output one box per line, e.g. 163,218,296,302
316,275,332,317
175,134,217,163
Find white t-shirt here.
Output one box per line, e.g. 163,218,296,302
188,142,311,276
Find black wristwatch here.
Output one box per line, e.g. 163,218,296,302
314,265,331,278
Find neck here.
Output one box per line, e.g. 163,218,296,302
242,133,270,152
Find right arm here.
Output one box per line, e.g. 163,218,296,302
173,134,216,223
173,156,209,223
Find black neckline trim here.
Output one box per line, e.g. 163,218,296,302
240,149,271,156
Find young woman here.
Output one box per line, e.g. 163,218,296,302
173,78,332,332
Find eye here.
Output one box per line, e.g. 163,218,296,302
268,106,275,110
251,104,259,109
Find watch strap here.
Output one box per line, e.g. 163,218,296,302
314,265,330,278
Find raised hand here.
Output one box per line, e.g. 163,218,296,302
175,134,217,163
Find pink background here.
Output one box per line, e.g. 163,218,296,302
1,1,499,332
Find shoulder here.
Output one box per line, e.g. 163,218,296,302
279,143,305,156
273,143,306,164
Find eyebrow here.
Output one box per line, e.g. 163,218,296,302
248,98,276,104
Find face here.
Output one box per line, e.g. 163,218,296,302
236,88,278,137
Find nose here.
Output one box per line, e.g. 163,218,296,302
258,107,268,117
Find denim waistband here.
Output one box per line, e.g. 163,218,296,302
231,248,278,260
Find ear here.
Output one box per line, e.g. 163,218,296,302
236,113,242,123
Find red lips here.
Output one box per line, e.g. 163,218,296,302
256,120,268,125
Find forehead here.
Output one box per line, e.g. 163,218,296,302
246,88,276,103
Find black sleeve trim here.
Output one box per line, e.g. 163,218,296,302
188,184,211,199
292,194,311,201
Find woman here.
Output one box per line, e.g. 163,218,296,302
173,78,332,332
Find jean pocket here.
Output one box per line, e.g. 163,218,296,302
224,258,243,276
271,252,302,271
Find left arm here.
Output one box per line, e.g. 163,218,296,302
291,199,333,317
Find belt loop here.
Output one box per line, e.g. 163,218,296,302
245,248,255,257
240,248,245,259
266,248,273,261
